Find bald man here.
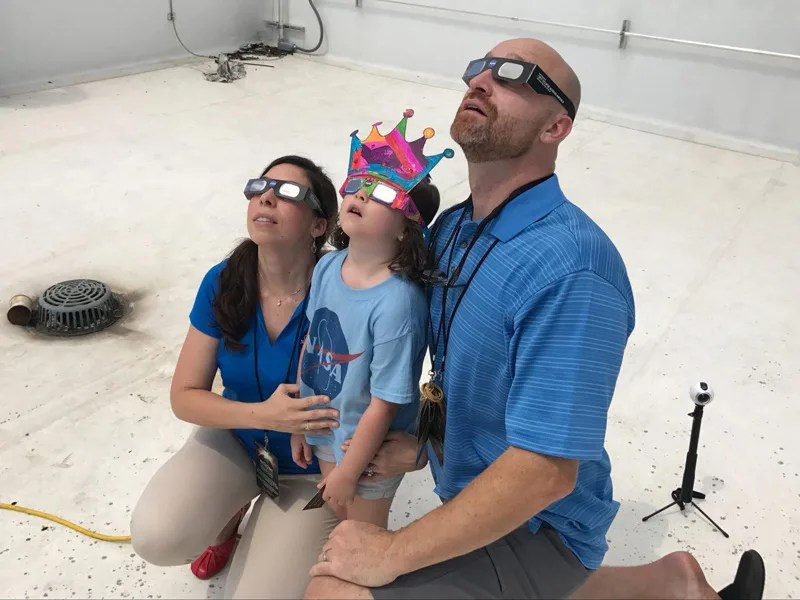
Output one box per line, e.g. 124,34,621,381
304,39,762,600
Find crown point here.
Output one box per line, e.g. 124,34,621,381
404,108,414,118
444,148,455,158
423,127,435,139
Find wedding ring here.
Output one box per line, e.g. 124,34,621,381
304,421,310,431
322,549,329,561
366,466,375,478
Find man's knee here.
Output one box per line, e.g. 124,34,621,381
304,576,374,600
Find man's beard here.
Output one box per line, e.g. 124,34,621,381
450,100,542,163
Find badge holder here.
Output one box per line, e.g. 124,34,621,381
255,434,281,500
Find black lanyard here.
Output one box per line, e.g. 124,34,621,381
427,175,554,385
253,292,310,404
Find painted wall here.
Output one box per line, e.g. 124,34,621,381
0,0,267,97
280,0,800,157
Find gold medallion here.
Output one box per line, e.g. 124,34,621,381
420,381,444,404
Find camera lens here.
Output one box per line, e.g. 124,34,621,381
698,393,709,404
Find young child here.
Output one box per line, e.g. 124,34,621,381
290,109,453,527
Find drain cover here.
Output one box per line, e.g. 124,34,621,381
35,279,122,336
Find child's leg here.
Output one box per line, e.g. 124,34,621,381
345,472,405,527
317,457,336,480
346,496,394,528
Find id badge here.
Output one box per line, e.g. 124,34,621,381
302,485,326,511
255,438,280,499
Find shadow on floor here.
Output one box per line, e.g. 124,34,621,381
0,85,88,109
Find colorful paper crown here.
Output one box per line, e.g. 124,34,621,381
345,108,455,192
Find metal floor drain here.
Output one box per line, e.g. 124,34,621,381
35,279,122,336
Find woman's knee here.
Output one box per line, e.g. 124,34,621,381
130,498,207,566
130,427,255,566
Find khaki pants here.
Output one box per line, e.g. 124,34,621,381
130,427,337,599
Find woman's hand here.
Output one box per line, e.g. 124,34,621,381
341,431,426,482
249,383,338,434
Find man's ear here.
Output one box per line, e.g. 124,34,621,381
540,113,574,145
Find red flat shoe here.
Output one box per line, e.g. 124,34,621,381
190,506,248,580
190,534,238,580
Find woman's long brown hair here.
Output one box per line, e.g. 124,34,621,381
213,155,338,351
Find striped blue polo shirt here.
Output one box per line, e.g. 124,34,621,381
426,174,635,570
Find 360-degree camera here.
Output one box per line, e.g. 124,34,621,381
643,381,729,538
690,381,715,406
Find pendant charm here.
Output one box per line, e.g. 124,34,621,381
276,300,282,306
417,377,447,465
420,380,444,404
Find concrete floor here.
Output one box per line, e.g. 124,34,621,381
0,56,797,599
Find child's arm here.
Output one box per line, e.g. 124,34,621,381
338,396,400,481
323,291,424,506
323,396,400,506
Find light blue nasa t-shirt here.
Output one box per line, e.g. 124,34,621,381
301,249,427,464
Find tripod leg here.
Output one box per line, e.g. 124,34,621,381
693,503,730,538
642,501,678,522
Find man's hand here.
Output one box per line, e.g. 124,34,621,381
310,520,401,587
290,433,313,468
341,431,426,482
322,466,358,508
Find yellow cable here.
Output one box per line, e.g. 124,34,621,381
1,502,131,543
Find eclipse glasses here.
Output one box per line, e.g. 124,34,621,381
462,57,576,120
244,177,327,217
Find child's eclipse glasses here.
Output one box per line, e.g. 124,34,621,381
339,176,422,224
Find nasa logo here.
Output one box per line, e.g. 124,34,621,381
301,308,363,399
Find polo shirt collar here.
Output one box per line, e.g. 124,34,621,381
481,174,567,242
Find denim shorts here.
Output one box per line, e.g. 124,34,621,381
312,445,404,500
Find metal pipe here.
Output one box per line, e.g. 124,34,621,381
374,0,800,61
624,31,800,60
376,0,618,36
277,0,284,41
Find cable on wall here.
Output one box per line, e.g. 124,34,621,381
295,0,324,53
168,0,214,59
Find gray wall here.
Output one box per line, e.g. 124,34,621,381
0,0,267,96
282,0,800,158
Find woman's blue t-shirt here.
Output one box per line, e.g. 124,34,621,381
189,260,320,475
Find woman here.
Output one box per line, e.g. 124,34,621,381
130,155,341,599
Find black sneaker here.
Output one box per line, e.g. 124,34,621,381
718,550,766,600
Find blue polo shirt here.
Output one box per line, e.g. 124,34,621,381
189,260,320,476
427,174,635,570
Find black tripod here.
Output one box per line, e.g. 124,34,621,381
642,404,730,538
